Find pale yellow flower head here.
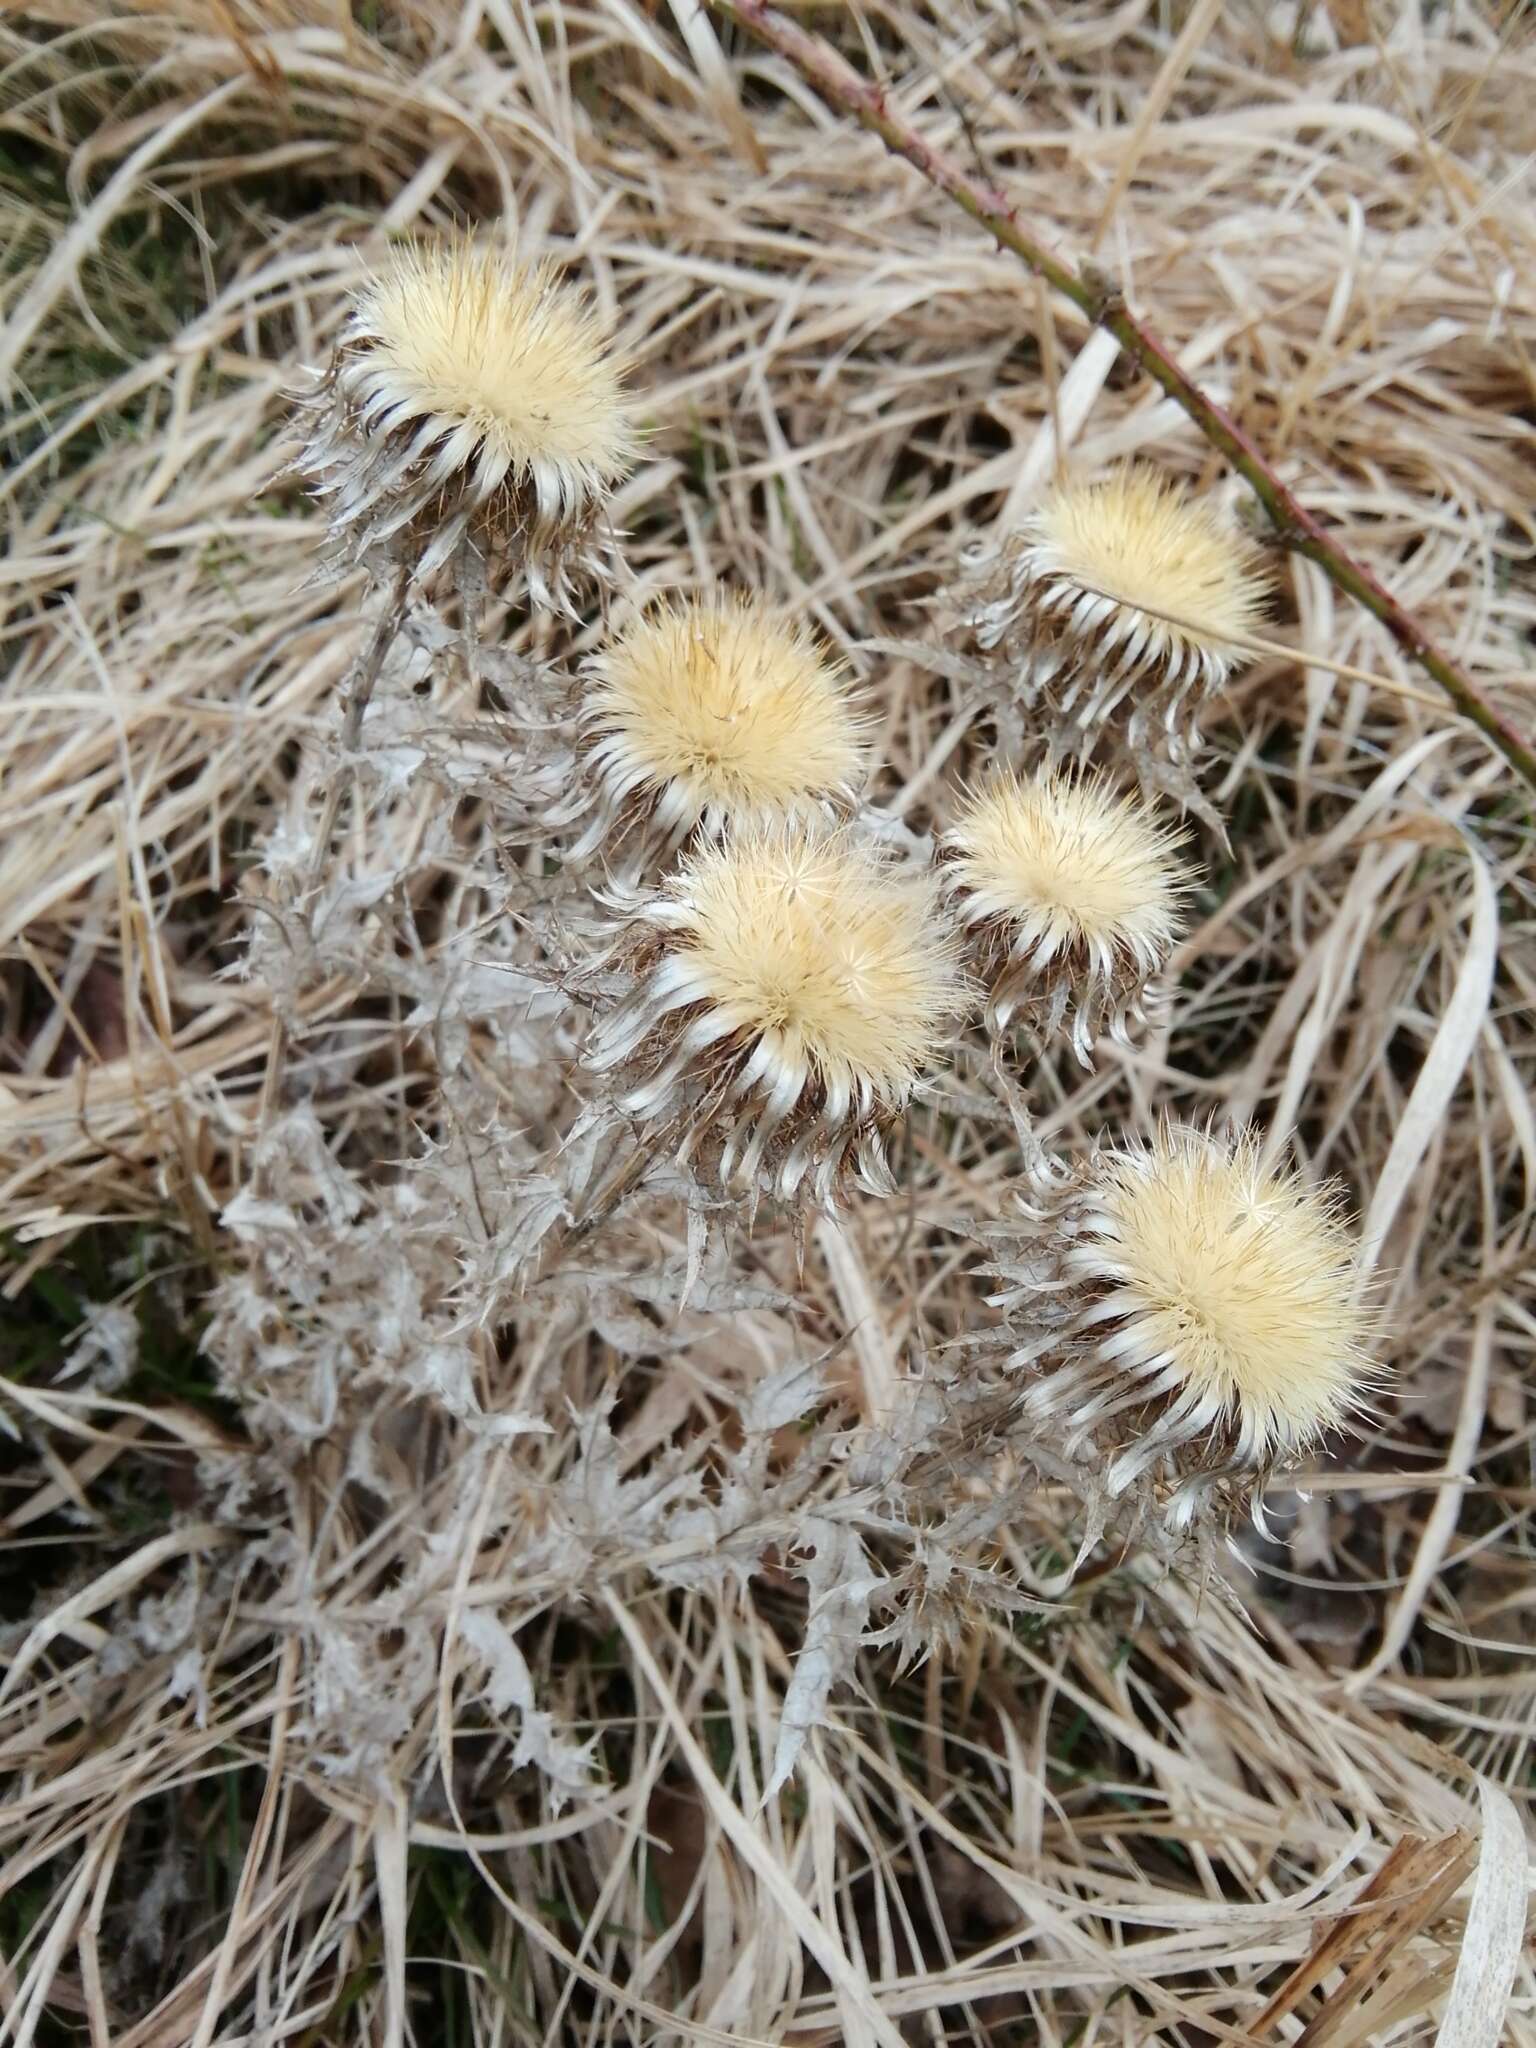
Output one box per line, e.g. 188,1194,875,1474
959,465,1271,816
1028,468,1269,675
586,824,967,1204
943,767,1191,1056
992,1124,1379,1530
581,595,869,848
298,237,637,600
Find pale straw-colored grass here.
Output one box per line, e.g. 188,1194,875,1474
1,1,1534,2042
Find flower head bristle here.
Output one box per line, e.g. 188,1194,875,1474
942,766,1191,1059
576,595,869,857
586,824,967,1204
988,1124,1377,1528
295,237,637,603
959,466,1270,813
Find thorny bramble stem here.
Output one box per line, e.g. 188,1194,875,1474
709,0,1536,795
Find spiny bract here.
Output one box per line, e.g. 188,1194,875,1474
942,766,1190,1056
585,824,967,1203
578,594,869,852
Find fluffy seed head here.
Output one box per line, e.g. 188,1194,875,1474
958,466,1269,816
585,825,967,1203
578,595,869,855
295,238,637,598
987,1125,1376,1528
667,830,955,1099
1079,1128,1374,1450
1030,468,1269,660
942,767,1190,1057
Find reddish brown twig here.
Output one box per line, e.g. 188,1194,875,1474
709,0,1536,794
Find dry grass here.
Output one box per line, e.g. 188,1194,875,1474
2,0,1534,2042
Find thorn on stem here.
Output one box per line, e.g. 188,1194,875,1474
1080,261,1124,321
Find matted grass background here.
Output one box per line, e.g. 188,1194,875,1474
1,1,1534,2043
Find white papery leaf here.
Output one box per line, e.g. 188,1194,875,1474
764,1519,884,1800
742,1359,824,1437
458,1609,535,1716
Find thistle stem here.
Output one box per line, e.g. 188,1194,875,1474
569,1142,655,1245
708,0,1536,795
265,560,416,1124
520,1138,654,1295
306,556,414,884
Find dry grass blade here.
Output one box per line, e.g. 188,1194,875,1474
1439,1781,1530,2048
1246,1831,1475,2041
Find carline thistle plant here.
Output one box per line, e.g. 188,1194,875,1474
570,593,871,866
959,465,1270,816
983,1124,1379,1531
940,765,1192,1063
281,226,1383,1569
293,236,638,608
584,822,967,1205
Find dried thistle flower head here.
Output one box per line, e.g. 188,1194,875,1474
988,1125,1376,1528
585,824,966,1204
959,466,1269,811
576,595,869,859
296,237,637,603
941,766,1191,1061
